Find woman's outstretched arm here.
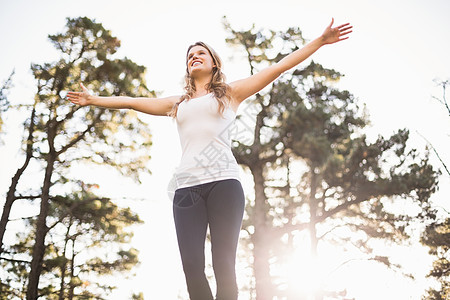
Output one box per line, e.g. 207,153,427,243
67,83,179,116
229,18,352,105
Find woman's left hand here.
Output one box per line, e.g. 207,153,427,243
321,18,353,45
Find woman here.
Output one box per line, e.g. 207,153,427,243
67,18,352,300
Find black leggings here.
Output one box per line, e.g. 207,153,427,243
173,179,245,300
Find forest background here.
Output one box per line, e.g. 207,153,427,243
0,0,449,299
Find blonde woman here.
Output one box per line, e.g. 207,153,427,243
67,18,352,300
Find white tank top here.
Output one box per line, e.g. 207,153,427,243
174,93,241,189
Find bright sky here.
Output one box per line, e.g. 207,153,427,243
0,0,449,299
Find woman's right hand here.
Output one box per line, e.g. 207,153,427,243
67,83,92,106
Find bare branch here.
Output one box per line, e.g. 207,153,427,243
440,80,449,116
0,256,31,264
432,79,450,116
14,194,41,201
416,130,450,176
317,224,348,240
8,215,37,222
431,95,445,106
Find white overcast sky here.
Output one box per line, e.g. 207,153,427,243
0,0,449,299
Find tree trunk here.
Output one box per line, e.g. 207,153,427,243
308,167,322,300
0,175,23,255
309,168,318,258
0,106,36,255
252,163,273,300
26,157,55,299
68,241,76,300
26,119,57,300
58,221,72,300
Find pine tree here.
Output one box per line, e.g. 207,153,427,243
224,18,440,299
0,17,154,299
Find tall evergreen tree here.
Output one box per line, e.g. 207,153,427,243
224,19,440,299
0,17,154,299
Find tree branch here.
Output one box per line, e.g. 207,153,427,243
0,256,31,264
56,110,104,156
8,215,37,222
318,197,366,223
317,224,348,240
416,130,450,176
46,196,109,233
272,221,309,238
13,194,42,201
439,80,449,116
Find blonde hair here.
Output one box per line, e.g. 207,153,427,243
169,41,232,118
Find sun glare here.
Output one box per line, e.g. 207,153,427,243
266,230,370,300
284,251,321,299
267,232,323,300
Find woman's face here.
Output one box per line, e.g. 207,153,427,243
186,45,216,77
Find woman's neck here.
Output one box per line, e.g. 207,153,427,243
193,76,212,98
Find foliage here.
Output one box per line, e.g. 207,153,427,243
224,18,440,299
421,218,450,300
0,17,153,299
1,181,143,299
131,292,144,300
421,79,450,299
